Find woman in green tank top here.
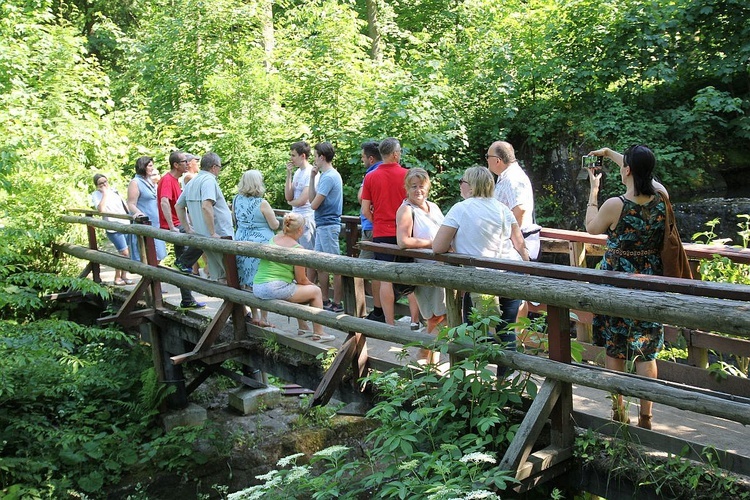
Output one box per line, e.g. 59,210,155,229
254,213,334,341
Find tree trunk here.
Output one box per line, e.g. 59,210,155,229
261,0,274,72
366,0,382,62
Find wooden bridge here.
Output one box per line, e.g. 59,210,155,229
56,210,750,494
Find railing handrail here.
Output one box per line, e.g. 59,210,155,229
358,242,750,301
60,214,750,337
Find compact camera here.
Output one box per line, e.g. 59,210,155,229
581,155,603,170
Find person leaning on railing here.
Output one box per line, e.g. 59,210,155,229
432,166,529,377
90,174,134,285
252,213,334,342
585,144,669,430
396,168,446,365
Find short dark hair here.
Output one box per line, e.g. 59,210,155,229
314,142,335,163
135,156,153,177
92,174,106,186
623,145,656,196
379,137,400,157
361,141,381,161
290,141,311,158
200,152,222,171
169,150,184,170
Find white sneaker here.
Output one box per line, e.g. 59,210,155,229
312,333,336,342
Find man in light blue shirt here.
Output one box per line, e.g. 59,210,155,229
309,142,344,312
176,152,232,282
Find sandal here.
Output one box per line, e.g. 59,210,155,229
252,319,276,328
638,414,652,430
123,278,134,285
113,279,126,286
297,329,314,337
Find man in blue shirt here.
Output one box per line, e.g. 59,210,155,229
358,141,385,322
309,142,344,313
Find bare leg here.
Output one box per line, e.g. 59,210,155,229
371,280,382,308
332,274,343,304
635,359,658,417
120,247,131,281
408,293,420,324
418,314,445,364
606,356,629,422
380,281,396,325
318,270,331,302
289,284,325,335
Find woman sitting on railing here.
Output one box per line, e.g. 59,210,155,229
432,166,529,375
253,213,334,342
585,145,668,430
91,174,134,285
396,168,445,365
233,170,280,328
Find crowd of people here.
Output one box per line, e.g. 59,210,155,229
91,139,668,428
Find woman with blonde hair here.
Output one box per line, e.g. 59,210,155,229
396,168,445,365
253,213,334,342
233,169,280,327
433,166,529,375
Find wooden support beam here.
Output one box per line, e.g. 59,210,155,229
97,308,155,327
514,446,574,493
500,379,562,474
312,332,367,406
171,301,236,365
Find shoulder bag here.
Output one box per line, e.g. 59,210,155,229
659,192,693,279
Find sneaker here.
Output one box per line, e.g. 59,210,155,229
365,310,386,323
173,261,193,274
324,301,344,313
180,300,206,309
312,333,336,342
410,322,422,331
322,299,333,309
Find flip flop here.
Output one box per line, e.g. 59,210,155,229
252,319,276,328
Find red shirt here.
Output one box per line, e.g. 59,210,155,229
157,172,182,229
361,162,408,238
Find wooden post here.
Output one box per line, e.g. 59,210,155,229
85,214,101,283
546,305,574,449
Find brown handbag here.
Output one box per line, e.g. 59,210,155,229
659,192,693,279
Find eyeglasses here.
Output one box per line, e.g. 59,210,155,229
459,179,468,186
484,154,500,160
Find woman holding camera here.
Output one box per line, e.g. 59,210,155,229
585,145,668,430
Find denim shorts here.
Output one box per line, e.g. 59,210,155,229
106,231,129,253
314,224,341,255
253,280,296,300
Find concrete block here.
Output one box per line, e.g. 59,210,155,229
229,386,282,415
161,402,207,431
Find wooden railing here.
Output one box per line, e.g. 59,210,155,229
57,211,750,488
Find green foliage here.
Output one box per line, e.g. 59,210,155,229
231,312,527,498
575,431,750,499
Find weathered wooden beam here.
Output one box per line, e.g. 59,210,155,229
62,215,750,302
312,332,365,407
500,379,562,473
514,446,574,493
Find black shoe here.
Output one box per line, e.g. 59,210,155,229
365,310,386,322
173,261,193,274
180,300,206,309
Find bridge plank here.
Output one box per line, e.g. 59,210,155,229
312,332,365,407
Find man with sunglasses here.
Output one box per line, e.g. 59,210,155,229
158,151,206,308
